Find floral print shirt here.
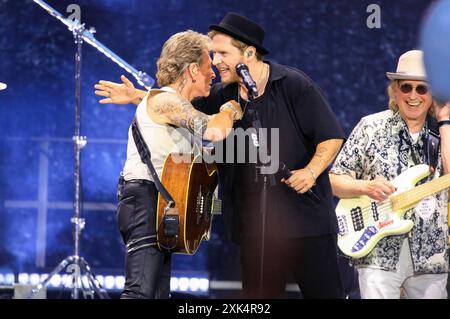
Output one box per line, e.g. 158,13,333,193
331,110,449,273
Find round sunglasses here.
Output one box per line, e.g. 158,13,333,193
399,83,429,95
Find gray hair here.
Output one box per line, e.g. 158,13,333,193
387,81,398,112
156,30,210,87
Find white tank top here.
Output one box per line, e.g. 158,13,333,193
122,87,194,181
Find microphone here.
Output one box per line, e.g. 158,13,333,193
279,162,321,203
278,162,293,179
235,63,258,99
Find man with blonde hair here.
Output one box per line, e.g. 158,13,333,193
96,30,242,299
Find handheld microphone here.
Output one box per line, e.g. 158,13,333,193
279,162,321,203
235,63,258,99
279,163,293,179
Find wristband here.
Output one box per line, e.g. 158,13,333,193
306,166,317,185
220,101,243,121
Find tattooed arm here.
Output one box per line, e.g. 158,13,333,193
282,139,344,194
148,92,241,142
307,139,344,178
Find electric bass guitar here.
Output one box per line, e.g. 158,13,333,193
336,164,450,258
156,153,221,254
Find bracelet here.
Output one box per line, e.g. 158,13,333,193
306,166,317,185
438,120,450,128
220,101,243,121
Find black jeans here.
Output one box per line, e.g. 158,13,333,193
240,234,344,298
117,179,171,299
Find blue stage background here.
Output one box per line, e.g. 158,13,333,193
0,0,434,291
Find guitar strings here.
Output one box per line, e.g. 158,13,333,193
344,188,443,224
341,175,449,232
347,186,439,222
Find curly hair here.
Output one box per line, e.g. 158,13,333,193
156,30,210,87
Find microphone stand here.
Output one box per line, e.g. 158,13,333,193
32,0,154,89
245,91,276,298
29,0,156,299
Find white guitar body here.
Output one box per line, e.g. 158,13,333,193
336,164,432,259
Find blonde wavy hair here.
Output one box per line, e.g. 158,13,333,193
156,30,210,87
387,81,399,112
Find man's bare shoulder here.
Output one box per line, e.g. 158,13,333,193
147,91,184,115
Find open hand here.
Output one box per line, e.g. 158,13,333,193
94,75,137,104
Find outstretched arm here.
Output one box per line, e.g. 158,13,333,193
94,75,146,105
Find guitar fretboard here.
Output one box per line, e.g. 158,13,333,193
391,174,450,210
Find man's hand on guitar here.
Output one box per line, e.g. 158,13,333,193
362,177,396,202
282,168,315,194
94,75,142,105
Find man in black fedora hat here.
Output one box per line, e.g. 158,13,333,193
202,12,345,299
95,12,345,299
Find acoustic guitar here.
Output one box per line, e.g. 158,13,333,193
156,153,221,254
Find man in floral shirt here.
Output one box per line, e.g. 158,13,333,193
330,50,450,299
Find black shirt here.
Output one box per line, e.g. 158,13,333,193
194,61,345,242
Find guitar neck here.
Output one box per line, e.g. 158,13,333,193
391,174,450,210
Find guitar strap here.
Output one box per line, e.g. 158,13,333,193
425,115,440,174
131,117,179,239
131,116,175,206
405,115,440,175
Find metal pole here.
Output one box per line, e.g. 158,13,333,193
71,26,85,300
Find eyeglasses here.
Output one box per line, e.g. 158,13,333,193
399,83,429,95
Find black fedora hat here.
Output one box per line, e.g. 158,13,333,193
209,12,269,55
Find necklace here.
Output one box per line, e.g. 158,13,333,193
237,90,249,116
237,63,268,116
